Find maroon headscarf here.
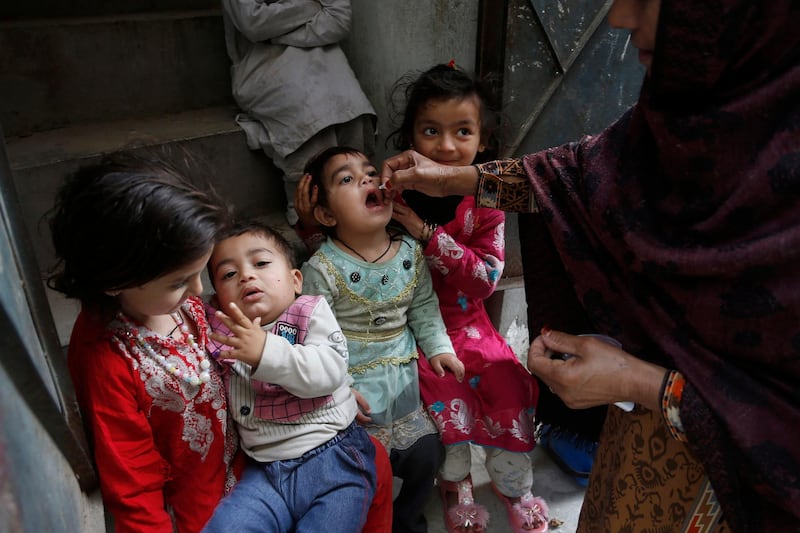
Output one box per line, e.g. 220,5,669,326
523,1,800,530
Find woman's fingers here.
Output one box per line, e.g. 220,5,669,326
380,149,416,182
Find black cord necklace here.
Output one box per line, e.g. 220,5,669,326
166,309,183,337
336,234,393,263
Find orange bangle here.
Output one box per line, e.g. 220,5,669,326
660,370,687,442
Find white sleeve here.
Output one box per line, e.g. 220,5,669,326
270,0,351,47
250,298,348,398
222,0,321,42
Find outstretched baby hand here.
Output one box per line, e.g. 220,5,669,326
429,353,465,382
351,387,372,424
208,302,266,368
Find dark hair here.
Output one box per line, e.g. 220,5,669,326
387,63,503,161
303,145,367,235
47,150,229,315
215,219,297,270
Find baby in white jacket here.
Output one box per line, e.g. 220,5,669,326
202,219,376,532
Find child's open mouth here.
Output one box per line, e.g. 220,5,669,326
365,191,380,208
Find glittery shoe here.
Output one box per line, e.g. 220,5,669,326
491,483,549,533
438,475,489,533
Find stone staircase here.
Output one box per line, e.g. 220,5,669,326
1,2,288,345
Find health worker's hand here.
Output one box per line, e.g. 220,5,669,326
527,328,666,411
380,150,474,198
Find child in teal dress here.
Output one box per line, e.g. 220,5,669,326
300,146,463,533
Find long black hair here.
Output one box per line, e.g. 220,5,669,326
387,62,502,158
47,149,230,316
387,63,504,225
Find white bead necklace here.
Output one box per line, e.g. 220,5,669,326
118,305,212,386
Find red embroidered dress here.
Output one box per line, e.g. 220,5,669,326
68,296,239,533
417,197,539,452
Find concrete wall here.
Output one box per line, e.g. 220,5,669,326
345,0,479,164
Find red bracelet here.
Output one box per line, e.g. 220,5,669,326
660,370,687,442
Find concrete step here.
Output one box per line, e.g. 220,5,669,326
7,106,284,277
2,1,218,19
0,10,232,137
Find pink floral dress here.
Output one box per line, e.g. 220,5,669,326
417,196,539,452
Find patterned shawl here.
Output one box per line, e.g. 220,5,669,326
522,1,800,530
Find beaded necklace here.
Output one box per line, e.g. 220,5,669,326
118,304,211,386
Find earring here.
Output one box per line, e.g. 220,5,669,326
105,290,121,297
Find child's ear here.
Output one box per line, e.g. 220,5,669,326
314,204,337,228
478,143,486,153
291,269,303,295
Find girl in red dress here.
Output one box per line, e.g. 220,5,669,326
48,152,240,533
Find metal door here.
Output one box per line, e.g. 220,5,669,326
478,0,645,457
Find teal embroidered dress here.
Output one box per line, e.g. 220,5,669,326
302,234,454,451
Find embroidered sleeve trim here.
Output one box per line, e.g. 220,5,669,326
475,159,538,213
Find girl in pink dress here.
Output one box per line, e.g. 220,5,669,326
390,63,547,533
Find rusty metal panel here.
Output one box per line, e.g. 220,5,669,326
529,0,607,70
503,0,644,156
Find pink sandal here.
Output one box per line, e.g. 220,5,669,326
438,475,490,532
491,483,549,533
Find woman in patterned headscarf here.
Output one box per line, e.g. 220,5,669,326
380,0,800,531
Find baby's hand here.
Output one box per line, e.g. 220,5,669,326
351,387,372,424
429,353,465,382
208,302,266,368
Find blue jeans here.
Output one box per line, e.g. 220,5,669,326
203,423,376,532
